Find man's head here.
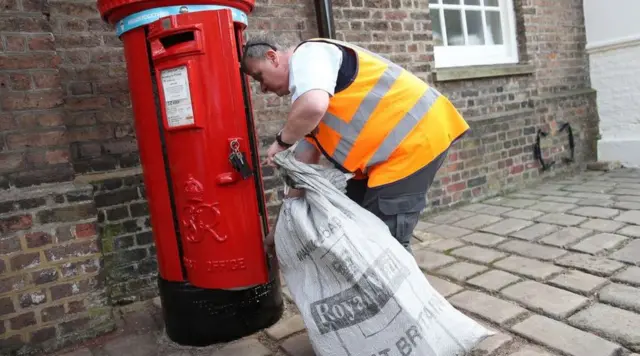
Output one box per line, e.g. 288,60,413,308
241,34,291,96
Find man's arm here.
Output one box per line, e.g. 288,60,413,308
279,89,329,144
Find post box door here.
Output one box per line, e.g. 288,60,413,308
146,9,269,289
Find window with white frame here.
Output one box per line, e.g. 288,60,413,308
429,0,519,68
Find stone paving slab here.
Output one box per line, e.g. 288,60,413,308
47,168,640,356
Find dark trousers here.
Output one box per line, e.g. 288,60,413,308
345,150,448,253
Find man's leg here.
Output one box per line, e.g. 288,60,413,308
360,150,449,253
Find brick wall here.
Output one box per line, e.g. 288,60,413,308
0,184,113,354
90,173,157,306
0,0,598,353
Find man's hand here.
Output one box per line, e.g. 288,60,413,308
264,141,287,167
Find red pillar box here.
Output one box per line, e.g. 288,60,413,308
96,0,283,346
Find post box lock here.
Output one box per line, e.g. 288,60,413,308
228,138,253,180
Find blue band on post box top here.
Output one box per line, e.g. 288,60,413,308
115,5,248,37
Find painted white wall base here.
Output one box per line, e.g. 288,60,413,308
598,138,640,167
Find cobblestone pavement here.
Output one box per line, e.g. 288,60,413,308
52,168,640,356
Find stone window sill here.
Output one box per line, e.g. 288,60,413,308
433,63,535,82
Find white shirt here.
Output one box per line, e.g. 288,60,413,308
288,42,343,103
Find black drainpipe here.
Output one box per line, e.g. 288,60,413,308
314,0,336,39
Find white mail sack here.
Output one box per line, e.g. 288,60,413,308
272,149,493,356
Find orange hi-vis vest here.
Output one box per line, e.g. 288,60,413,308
299,38,470,187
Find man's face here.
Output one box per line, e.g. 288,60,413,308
244,51,289,97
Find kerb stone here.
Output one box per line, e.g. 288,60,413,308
536,213,587,226
450,245,508,264
414,250,456,271
599,283,640,313
448,290,527,325
568,303,640,352
569,207,621,219
548,270,608,295
501,280,589,318
468,270,522,292
615,210,640,225
453,214,503,230
569,233,628,254
508,346,557,356
480,218,533,235
579,219,626,233
511,223,559,241
612,266,640,286
609,239,640,264
511,315,622,356
425,274,463,297
556,253,625,276
498,240,566,261
539,227,592,247
437,261,488,281
462,232,506,247
266,315,306,341
494,256,563,281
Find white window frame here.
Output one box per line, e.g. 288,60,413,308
430,0,519,68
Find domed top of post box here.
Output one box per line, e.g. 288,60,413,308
97,0,255,25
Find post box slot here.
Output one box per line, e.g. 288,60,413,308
160,31,195,50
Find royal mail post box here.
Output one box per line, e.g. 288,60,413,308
96,0,283,346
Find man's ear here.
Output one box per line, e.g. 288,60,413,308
266,50,279,67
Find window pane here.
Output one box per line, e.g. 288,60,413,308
430,9,445,46
465,10,484,45
429,0,438,3
485,10,503,44
485,0,498,6
444,9,464,45
464,0,480,4
442,0,460,4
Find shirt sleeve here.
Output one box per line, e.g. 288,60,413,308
289,42,343,103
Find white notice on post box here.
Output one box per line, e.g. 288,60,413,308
161,66,195,127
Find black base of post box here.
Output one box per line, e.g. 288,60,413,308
157,254,284,346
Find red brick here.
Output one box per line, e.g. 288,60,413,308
28,35,55,51
25,232,53,249
1,90,63,111
0,153,26,174
50,0,99,17
64,96,110,111
55,34,102,48
90,48,125,63
0,214,32,234
10,252,40,270
10,312,36,330
30,327,57,343
0,0,19,10
0,297,14,316
9,73,31,90
21,0,47,11
447,182,467,193
0,17,51,32
5,35,25,51
61,18,88,31
510,164,525,175
0,53,60,70
68,300,86,314
33,71,61,89
0,113,17,130
0,236,21,254
68,82,93,95
6,129,67,149
32,268,58,285
75,223,96,238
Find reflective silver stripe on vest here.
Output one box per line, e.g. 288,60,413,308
367,86,441,166
322,63,404,166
